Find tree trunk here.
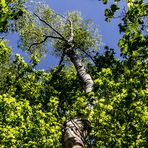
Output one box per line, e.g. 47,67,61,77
67,49,94,93
62,49,93,148
63,118,86,148
34,13,93,147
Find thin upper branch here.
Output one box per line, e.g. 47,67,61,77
50,10,72,27
28,35,64,51
52,11,75,41
51,10,74,44
68,19,74,43
34,13,68,42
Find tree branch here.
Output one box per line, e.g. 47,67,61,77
28,35,63,51
34,13,68,42
68,19,74,43
51,11,75,42
58,51,65,66
81,50,96,64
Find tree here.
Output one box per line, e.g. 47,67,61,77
15,4,102,147
0,0,147,147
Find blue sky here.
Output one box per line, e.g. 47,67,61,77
7,0,126,69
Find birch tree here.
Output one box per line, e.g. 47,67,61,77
1,0,147,147
15,4,102,147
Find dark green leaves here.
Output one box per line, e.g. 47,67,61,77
104,4,119,22
105,9,113,22
111,4,119,12
102,0,108,4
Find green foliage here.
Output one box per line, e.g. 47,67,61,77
0,94,62,147
0,40,11,63
89,0,148,146
0,0,25,32
0,40,11,94
90,65,148,147
1,48,146,147
0,54,63,147
16,4,102,63
15,12,46,61
118,1,148,57
0,0,148,147
101,0,148,57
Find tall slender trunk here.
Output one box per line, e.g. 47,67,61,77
67,49,94,93
62,48,93,148
34,13,93,147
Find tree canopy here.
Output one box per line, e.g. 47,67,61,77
0,0,25,32
0,0,147,147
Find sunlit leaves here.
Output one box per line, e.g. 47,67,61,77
0,40,11,65
0,95,62,147
0,40,11,94
0,0,148,147
90,64,148,147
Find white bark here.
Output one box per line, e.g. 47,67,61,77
63,118,86,148
62,49,93,148
63,18,93,148
67,49,94,93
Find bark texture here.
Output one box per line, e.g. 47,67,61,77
63,118,86,148
62,49,93,148
62,18,94,147
67,49,94,93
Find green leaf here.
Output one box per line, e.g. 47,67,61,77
111,4,119,12
102,0,108,4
